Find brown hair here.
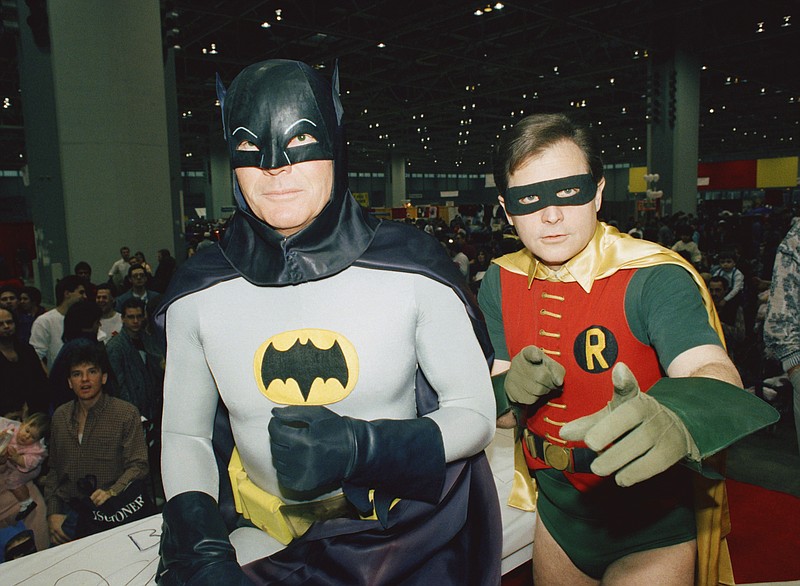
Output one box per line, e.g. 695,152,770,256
492,113,604,195
23,412,50,439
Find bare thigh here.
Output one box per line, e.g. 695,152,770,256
532,515,598,586
531,515,695,586
601,539,696,586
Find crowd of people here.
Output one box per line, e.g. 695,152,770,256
0,58,794,586
0,247,175,558
0,184,795,575
0,184,795,571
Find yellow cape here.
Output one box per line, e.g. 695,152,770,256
496,222,733,586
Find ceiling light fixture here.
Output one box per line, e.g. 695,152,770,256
261,21,271,28
377,42,386,48
756,21,764,33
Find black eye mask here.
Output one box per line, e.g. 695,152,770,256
503,173,597,216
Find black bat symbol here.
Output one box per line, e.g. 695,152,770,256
261,339,349,401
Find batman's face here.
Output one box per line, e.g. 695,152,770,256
234,158,333,236
222,60,338,171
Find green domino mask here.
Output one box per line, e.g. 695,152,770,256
503,173,597,216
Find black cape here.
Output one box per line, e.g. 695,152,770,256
154,218,502,585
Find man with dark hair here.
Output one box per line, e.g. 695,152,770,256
151,249,177,294
115,265,159,313
74,261,97,303
0,307,48,418
96,283,122,340
47,299,110,411
0,285,19,313
155,60,499,585
708,276,745,357
107,298,165,423
671,225,702,266
18,287,44,319
107,247,133,290
29,275,87,368
74,262,91,282
16,286,44,345
43,342,149,544
480,112,776,585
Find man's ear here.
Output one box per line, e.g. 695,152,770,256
594,178,606,213
101,372,108,385
498,195,514,226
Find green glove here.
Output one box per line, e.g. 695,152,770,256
504,346,566,405
559,362,700,487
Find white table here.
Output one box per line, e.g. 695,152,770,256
1,428,536,584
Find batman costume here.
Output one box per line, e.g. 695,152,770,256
154,60,501,585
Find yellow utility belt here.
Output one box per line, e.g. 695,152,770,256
228,447,397,545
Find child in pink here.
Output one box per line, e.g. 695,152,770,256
0,413,50,520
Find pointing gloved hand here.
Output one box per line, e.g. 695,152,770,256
505,345,566,404
559,362,700,487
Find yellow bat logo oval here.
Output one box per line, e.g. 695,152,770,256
253,329,358,405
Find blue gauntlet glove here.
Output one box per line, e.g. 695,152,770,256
157,491,253,586
268,405,356,492
268,405,446,523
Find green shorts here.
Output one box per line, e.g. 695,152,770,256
535,467,696,580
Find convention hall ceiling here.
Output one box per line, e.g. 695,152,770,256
0,0,798,175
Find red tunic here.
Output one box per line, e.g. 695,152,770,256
500,268,663,491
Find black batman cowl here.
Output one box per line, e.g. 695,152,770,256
215,60,379,286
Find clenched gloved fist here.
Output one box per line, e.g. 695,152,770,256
268,405,356,493
559,362,700,487
505,345,566,404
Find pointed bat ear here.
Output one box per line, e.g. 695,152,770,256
215,73,227,137
331,60,344,124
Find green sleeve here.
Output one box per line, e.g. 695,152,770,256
477,264,510,361
625,264,722,371
492,372,510,417
648,376,779,477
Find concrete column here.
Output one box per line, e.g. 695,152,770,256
646,23,701,217
164,48,187,260
17,0,174,302
385,152,407,208
208,118,234,221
